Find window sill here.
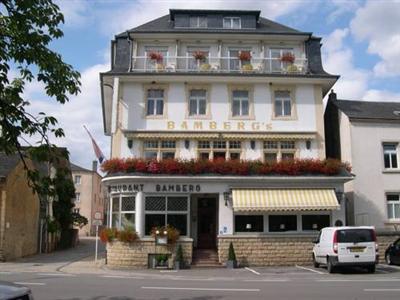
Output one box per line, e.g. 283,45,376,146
229,116,255,121
271,116,297,121
382,169,400,174
186,115,212,120
145,115,167,119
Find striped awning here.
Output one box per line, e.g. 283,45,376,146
222,133,316,140
126,132,220,139
232,189,339,212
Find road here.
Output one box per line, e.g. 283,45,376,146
2,264,400,299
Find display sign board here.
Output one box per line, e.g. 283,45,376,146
92,219,103,226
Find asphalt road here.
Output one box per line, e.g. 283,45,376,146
2,264,400,300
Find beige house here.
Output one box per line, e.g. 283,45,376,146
0,153,40,261
71,161,104,236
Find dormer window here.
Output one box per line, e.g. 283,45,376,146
223,17,241,29
189,16,207,28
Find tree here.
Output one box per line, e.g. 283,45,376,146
0,0,81,195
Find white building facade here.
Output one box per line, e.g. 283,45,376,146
325,94,400,231
100,9,351,265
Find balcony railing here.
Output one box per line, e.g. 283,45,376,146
131,56,308,74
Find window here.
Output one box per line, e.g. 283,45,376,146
263,140,296,162
336,229,375,243
145,46,168,69
187,48,209,70
189,89,207,116
235,215,263,232
197,140,241,160
143,140,176,160
268,215,297,232
146,89,164,116
387,194,400,220
74,175,81,185
228,49,250,71
110,195,136,229
302,215,330,231
274,90,292,117
383,143,398,169
75,193,80,203
269,48,294,72
189,16,207,28
223,17,241,29
145,196,189,235
232,90,249,117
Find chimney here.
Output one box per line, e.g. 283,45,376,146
328,89,337,102
92,160,98,172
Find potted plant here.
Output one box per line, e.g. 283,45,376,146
148,51,164,71
286,64,298,73
280,52,295,64
174,244,184,270
238,51,252,72
200,63,211,71
192,51,206,62
226,242,237,269
156,254,168,268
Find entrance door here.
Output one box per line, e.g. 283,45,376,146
197,197,217,249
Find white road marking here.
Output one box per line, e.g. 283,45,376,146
295,265,326,275
0,271,12,274
160,270,178,273
14,282,46,286
101,275,144,279
171,278,212,281
364,289,400,292
244,267,260,275
142,286,260,292
379,264,400,270
244,279,289,282
38,273,76,277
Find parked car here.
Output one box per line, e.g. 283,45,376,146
385,238,400,265
0,281,34,300
312,226,378,273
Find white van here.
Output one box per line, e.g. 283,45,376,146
312,226,378,273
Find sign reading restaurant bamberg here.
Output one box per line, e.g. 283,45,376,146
109,183,201,193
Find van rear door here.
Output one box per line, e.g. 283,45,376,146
336,229,376,263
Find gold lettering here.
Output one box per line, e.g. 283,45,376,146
180,121,188,130
266,123,272,130
251,122,260,130
223,122,231,130
167,121,175,130
194,121,203,130
237,122,245,130
209,121,217,130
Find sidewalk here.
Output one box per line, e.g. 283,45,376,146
0,237,105,273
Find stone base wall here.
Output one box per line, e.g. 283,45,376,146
218,235,315,267
218,233,400,267
107,239,193,268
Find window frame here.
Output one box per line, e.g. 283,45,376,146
263,140,297,163
189,15,208,28
234,214,264,233
268,48,295,72
144,195,190,236
271,86,297,120
186,85,210,119
223,17,241,29
197,140,242,160
143,84,168,119
386,193,400,220
74,175,81,185
75,192,80,203
228,86,254,120
142,140,176,161
383,143,399,170
109,193,137,229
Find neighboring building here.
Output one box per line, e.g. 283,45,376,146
71,161,104,236
325,92,400,231
100,9,352,266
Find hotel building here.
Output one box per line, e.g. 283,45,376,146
100,9,352,266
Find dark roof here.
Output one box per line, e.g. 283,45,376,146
0,153,21,177
333,99,400,121
170,9,261,20
70,163,92,173
116,12,306,36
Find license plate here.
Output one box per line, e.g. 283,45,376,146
349,247,365,253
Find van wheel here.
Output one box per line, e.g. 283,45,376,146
386,253,392,265
327,257,335,274
313,254,320,268
367,265,376,273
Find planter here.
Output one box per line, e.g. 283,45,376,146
241,64,253,72
226,260,237,269
155,63,164,71
286,64,298,73
200,63,211,71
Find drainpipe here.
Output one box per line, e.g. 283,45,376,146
0,189,7,261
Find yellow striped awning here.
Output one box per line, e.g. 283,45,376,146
232,189,339,212
222,133,316,140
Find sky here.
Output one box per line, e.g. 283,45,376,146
22,0,400,170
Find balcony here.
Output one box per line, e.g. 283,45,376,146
131,56,308,75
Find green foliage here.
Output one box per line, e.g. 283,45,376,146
71,212,88,229
228,242,236,261
156,254,168,263
0,0,81,195
46,217,60,234
116,226,138,243
100,228,118,243
175,244,184,263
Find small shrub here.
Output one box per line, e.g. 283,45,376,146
151,225,180,244
100,228,117,243
175,244,184,263
117,226,138,243
228,242,236,261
